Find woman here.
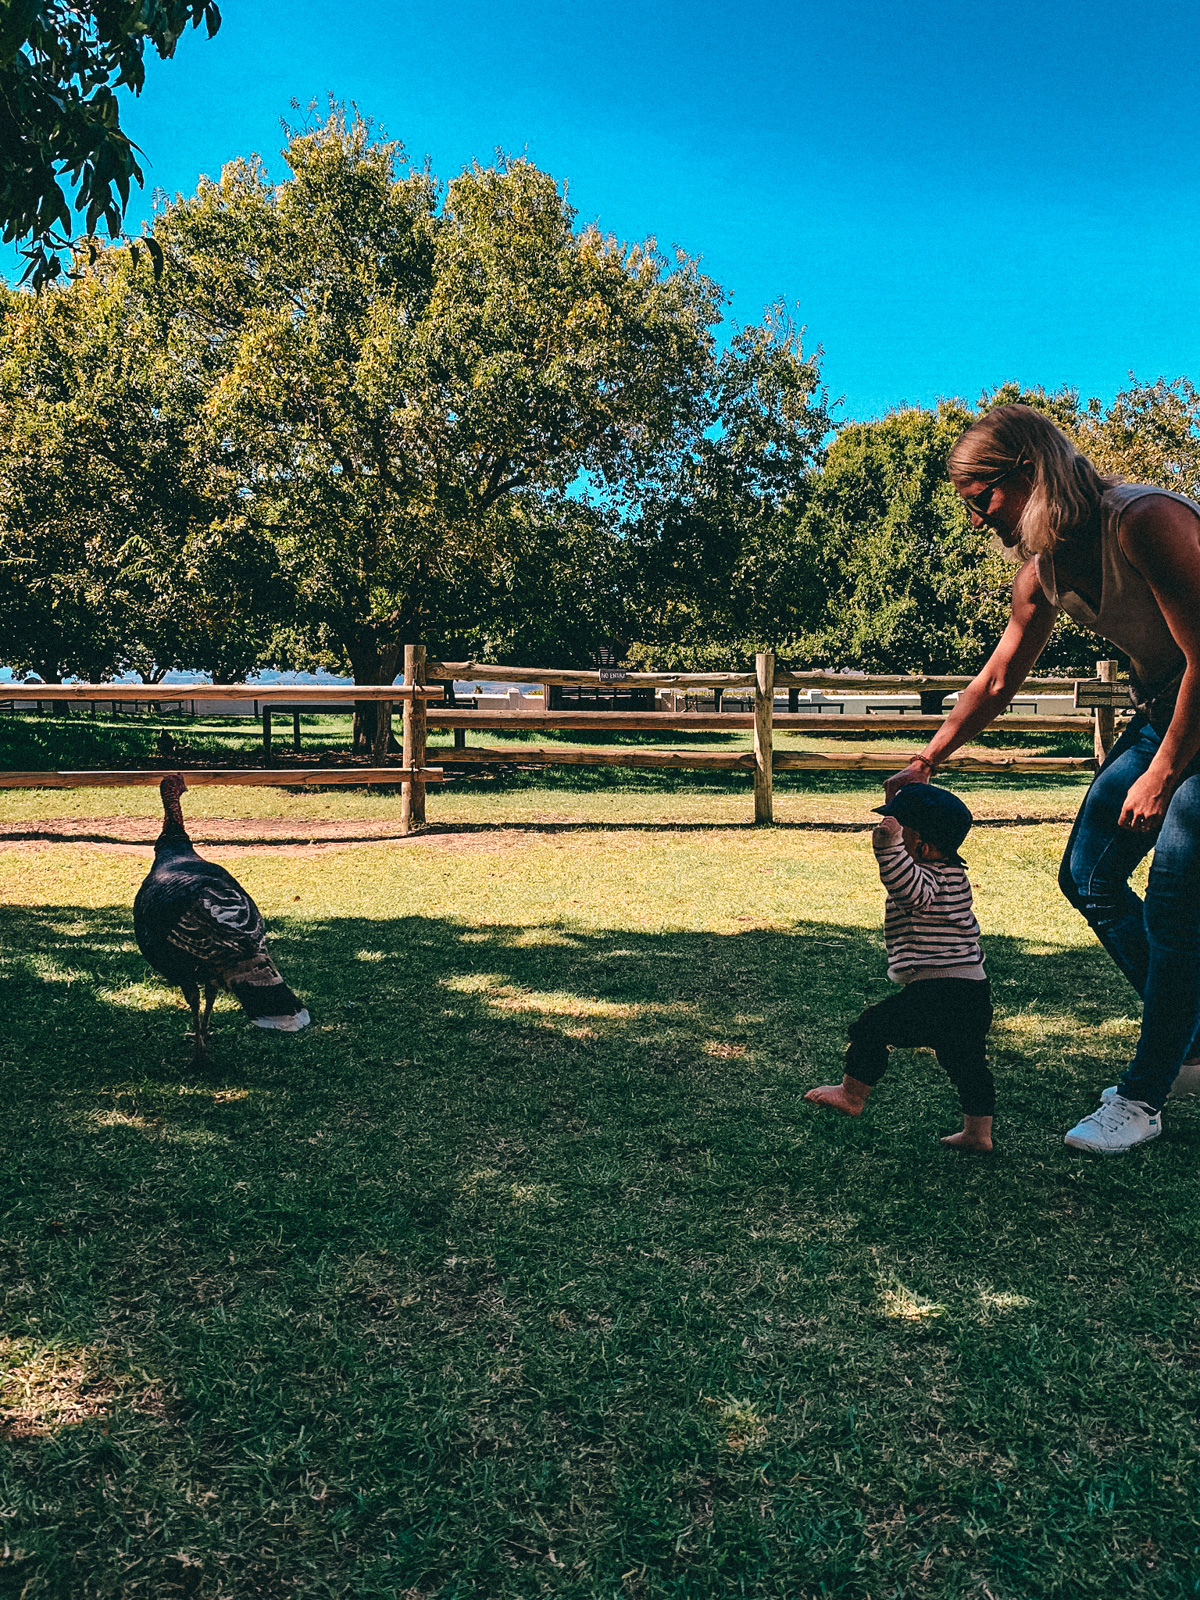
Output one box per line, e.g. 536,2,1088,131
885,403,1200,1154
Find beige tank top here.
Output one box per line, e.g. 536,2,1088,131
1035,483,1195,700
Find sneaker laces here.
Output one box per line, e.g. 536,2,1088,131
1085,1096,1151,1131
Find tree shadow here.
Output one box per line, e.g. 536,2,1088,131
3,901,1198,1597
1,899,1188,1200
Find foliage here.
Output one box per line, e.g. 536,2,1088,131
454,494,642,668
0,0,220,289
5,89,1200,691
979,377,1200,498
780,377,1200,677
1075,377,1200,495
779,402,1010,673
0,272,277,682
627,306,835,657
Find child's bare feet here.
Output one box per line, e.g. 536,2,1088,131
940,1115,993,1151
804,1076,872,1117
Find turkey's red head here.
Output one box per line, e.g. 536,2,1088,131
160,773,188,826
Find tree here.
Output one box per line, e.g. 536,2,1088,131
0,269,277,684
1072,377,1200,496
781,404,1002,674
1,0,221,289
975,376,1200,495
624,306,836,663
463,494,640,667
142,107,723,749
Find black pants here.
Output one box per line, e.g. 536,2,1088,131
846,978,995,1117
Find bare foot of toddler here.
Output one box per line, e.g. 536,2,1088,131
804,1077,871,1117
940,1116,993,1152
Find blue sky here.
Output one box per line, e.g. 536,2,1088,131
14,0,1200,419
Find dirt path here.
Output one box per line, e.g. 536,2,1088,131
0,812,1076,860
0,816,541,860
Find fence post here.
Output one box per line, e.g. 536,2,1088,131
1094,658,1117,765
261,706,272,761
754,651,775,824
401,643,427,832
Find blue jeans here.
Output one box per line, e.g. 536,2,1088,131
1058,716,1200,1109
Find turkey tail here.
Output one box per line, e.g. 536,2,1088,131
223,950,310,1029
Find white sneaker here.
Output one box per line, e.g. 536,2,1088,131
1065,1095,1160,1154
1101,1056,1200,1103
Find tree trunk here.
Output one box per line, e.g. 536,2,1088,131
37,668,70,719
351,642,403,754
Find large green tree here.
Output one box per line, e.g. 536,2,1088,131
780,403,1007,674
1,0,221,288
136,107,723,747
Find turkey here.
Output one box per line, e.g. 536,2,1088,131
134,775,310,1061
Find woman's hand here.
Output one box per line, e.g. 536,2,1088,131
883,758,933,801
1118,769,1175,833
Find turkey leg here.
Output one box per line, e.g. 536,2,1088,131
200,982,218,1045
184,983,210,1065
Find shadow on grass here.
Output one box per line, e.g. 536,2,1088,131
3,902,1200,1599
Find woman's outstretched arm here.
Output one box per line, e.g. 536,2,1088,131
884,560,1059,800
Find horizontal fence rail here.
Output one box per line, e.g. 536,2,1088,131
426,747,1094,774
0,684,442,703
425,663,1095,694
0,768,444,789
423,711,1091,734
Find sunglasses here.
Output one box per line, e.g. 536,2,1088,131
960,465,1025,519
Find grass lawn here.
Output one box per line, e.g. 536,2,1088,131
3,772,1199,1599
0,706,1095,777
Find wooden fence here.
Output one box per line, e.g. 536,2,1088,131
0,651,1128,827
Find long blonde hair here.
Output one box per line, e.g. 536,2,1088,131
948,404,1114,557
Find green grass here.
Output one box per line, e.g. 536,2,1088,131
0,707,1093,773
3,806,1198,1598
0,710,357,772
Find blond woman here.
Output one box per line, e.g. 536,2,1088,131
886,403,1200,1155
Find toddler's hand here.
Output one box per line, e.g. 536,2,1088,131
872,815,902,849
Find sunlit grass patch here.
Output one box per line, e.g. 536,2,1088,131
94,980,185,1011
89,1108,160,1132
879,1283,947,1321
709,1395,769,1453
440,972,651,1023
977,1288,1034,1314
0,1340,159,1441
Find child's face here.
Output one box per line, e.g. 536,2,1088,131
902,824,943,863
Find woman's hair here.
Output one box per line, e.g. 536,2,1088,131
947,403,1114,557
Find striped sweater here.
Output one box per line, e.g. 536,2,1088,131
873,837,985,982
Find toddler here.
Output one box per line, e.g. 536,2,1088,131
805,783,995,1150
